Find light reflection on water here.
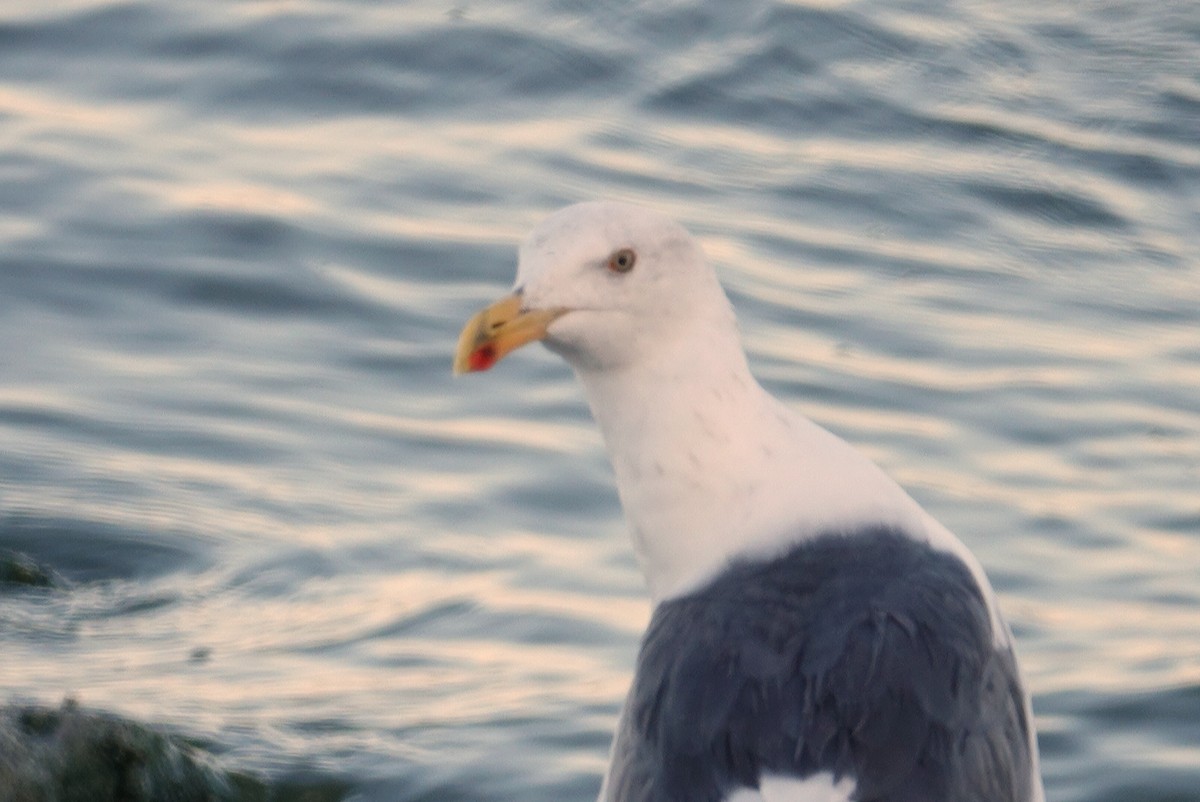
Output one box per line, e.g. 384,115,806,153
1,0,1198,800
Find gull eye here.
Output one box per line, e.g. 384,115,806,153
607,248,637,274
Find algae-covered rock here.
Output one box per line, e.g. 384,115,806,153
0,550,62,589
0,699,266,802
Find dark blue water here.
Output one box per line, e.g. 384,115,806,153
1,1,1198,800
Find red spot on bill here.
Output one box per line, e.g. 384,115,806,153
469,345,498,371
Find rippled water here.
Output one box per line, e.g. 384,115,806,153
1,1,1198,800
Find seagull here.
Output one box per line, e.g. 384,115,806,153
454,201,1044,802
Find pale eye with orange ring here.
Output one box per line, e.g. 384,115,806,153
607,248,637,273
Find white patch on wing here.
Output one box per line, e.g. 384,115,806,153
724,772,855,802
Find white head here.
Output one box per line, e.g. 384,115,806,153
454,201,737,377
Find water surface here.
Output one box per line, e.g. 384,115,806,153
1,1,1198,800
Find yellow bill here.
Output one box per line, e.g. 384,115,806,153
453,293,568,375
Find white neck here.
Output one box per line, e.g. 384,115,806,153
573,321,931,604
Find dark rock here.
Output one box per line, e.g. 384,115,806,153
0,550,62,589
0,699,262,802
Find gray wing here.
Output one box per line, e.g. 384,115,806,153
603,528,1035,802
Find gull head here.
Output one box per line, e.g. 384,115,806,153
454,201,734,376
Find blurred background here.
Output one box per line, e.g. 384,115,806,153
1,1,1197,800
